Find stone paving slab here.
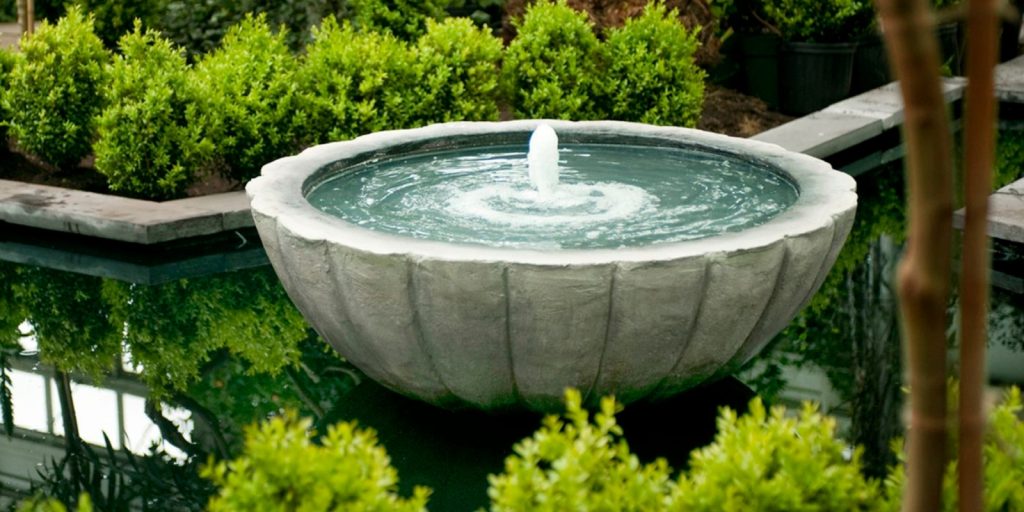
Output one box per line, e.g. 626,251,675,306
751,111,883,158
824,78,966,130
954,178,1024,244
996,54,1024,103
0,180,252,244
754,77,966,156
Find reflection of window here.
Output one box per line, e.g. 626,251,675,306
9,371,48,433
1,364,192,461
51,381,120,449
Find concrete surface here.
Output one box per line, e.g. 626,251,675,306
248,120,858,411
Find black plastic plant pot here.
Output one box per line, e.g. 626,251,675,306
738,33,781,109
851,34,890,94
779,41,857,116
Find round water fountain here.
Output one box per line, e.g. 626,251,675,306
248,120,857,411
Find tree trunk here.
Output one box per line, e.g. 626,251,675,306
873,0,955,510
958,0,999,509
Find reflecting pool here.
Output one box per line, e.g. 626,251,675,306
2,135,1023,510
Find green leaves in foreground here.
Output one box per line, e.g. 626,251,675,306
488,389,674,511
675,398,882,511
882,386,1024,511
203,412,430,512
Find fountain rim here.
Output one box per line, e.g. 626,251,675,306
247,120,857,266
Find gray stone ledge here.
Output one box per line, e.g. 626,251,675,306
954,178,1024,244
754,77,966,156
996,55,1024,103
0,180,252,244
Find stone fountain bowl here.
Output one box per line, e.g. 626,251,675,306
247,120,857,412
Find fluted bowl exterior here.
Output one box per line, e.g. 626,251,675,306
247,121,857,411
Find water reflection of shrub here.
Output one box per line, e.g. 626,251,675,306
742,165,908,476
3,265,309,397
12,267,121,380
995,128,1024,190
102,268,307,396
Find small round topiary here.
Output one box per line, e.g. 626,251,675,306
93,23,203,199
487,389,674,512
191,14,300,183
412,17,503,125
2,6,108,169
502,0,605,120
604,3,706,128
203,412,430,512
294,16,420,144
674,397,883,511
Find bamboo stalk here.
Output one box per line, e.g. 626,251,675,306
958,0,999,509
16,0,26,36
25,0,33,37
873,0,955,510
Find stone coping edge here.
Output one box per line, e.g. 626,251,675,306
0,180,251,244
2,56,1023,245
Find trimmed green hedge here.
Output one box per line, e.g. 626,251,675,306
0,47,18,142
93,23,203,199
294,16,420,145
604,2,705,128
191,14,300,183
412,17,504,124
2,6,108,169
502,0,604,120
4,1,705,199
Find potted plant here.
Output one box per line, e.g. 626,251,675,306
761,0,863,115
850,0,890,94
727,0,784,109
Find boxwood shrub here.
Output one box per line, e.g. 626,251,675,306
412,17,503,124
2,6,108,169
191,14,299,183
203,412,430,512
674,397,883,510
93,24,204,199
604,3,705,128
502,0,605,120
294,16,420,144
0,47,19,142
488,389,674,511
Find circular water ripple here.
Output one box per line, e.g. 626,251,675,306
307,144,799,250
